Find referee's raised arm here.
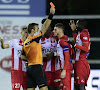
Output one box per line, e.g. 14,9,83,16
41,7,55,35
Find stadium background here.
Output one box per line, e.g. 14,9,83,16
0,0,100,90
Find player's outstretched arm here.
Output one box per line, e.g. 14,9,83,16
41,7,55,35
0,37,9,49
66,40,90,52
69,20,77,41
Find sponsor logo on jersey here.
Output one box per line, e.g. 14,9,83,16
81,80,84,82
83,37,88,40
76,77,79,79
42,47,54,54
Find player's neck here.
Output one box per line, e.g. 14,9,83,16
29,33,34,36
58,33,64,38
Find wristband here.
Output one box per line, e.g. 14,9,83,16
54,52,57,56
48,13,53,20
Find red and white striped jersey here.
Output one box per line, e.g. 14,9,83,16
73,29,91,61
8,39,26,72
40,32,60,72
57,35,73,70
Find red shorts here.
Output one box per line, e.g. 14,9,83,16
59,70,72,90
45,70,61,87
11,70,27,90
74,59,90,85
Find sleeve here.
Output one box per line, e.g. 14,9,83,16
75,32,90,52
81,32,90,43
8,39,15,48
59,40,70,70
21,46,26,56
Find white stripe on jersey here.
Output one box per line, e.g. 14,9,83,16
57,40,64,69
8,39,26,72
45,60,51,71
75,34,82,61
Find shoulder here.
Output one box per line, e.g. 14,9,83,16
80,29,90,41
59,38,68,47
62,35,69,40
81,29,90,36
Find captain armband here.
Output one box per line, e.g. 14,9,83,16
62,46,69,52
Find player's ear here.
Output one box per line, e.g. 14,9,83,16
31,29,34,33
32,29,35,33
21,32,22,35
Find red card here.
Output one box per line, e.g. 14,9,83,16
50,2,55,8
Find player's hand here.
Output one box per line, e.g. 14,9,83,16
50,7,55,15
43,55,47,58
0,37,4,42
0,37,4,49
46,52,54,60
60,70,66,79
65,40,75,47
69,20,76,31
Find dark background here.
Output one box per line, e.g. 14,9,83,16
47,0,100,15
46,0,100,69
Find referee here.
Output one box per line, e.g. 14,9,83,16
21,6,55,90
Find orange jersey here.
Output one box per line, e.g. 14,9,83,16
23,31,43,65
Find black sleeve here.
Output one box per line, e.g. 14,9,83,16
25,36,42,45
21,47,26,56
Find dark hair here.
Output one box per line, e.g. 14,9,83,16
28,23,38,33
55,23,65,32
78,19,87,28
22,27,27,31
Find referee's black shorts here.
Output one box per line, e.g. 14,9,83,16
27,64,48,88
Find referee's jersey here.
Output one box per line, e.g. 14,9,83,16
22,31,43,66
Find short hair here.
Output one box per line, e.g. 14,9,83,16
28,23,38,33
55,23,65,32
78,19,87,28
22,27,27,31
